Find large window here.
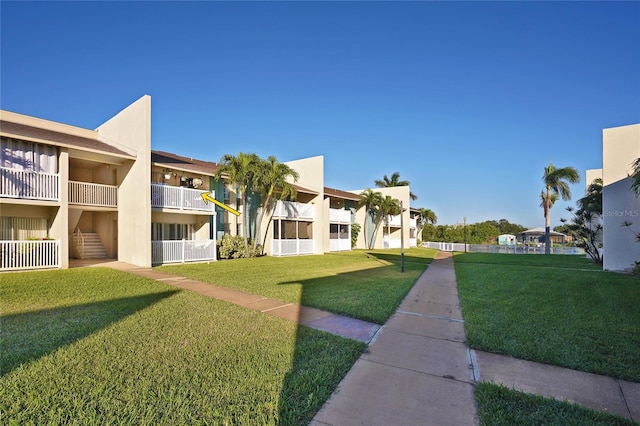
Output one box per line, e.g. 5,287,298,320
151,223,194,240
273,220,313,240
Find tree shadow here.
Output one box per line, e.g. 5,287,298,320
0,290,179,376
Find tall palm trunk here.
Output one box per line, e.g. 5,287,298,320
544,186,551,255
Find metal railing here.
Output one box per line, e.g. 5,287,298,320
69,181,117,207
1,239,61,271
73,228,85,259
151,184,214,212
273,201,314,220
151,239,216,265
271,239,314,256
0,167,60,201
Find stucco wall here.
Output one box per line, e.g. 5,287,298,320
97,95,152,267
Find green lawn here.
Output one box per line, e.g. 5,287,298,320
0,268,365,425
454,253,640,381
476,383,637,426
158,248,436,324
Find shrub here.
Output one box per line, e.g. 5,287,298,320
216,235,262,259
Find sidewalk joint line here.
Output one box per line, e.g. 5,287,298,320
396,310,464,323
467,348,480,383
261,303,294,313
616,379,633,420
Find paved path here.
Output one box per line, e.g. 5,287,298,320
100,255,640,424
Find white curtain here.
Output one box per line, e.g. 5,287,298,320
1,138,57,173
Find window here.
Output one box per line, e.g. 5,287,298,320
0,217,48,240
151,223,194,240
330,224,348,239
274,220,313,240
223,187,230,204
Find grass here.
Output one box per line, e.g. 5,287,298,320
475,382,637,426
158,248,436,324
454,253,640,381
0,268,365,425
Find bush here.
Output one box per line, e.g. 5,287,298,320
351,223,361,248
216,235,262,259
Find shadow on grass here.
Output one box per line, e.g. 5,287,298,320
0,290,179,376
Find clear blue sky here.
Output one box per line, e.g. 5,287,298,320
2,1,639,228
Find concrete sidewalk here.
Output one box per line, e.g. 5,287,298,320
311,251,478,426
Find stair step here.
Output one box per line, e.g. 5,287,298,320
73,232,108,259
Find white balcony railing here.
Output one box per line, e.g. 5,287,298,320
329,208,351,223
151,184,214,213
1,240,61,271
271,239,314,256
273,201,314,220
0,167,60,201
410,218,417,228
151,240,216,265
69,181,117,207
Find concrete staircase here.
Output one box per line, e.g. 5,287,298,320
73,232,107,259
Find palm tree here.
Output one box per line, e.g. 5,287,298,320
378,195,401,247
631,157,640,197
255,156,299,254
215,152,261,257
374,172,417,201
416,208,437,241
540,163,580,255
357,189,383,249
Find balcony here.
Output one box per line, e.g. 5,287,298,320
0,167,60,202
273,201,314,220
1,239,60,271
151,239,216,265
329,208,351,223
69,181,118,208
151,184,214,213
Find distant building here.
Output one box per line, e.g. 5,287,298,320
517,228,566,245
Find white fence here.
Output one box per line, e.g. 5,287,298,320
271,239,314,256
1,240,60,271
69,181,117,207
422,242,585,255
0,167,59,201
273,201,314,219
151,240,216,265
329,208,351,223
151,184,214,212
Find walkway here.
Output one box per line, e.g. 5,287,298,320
100,254,640,424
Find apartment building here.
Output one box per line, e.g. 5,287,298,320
1,96,416,271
